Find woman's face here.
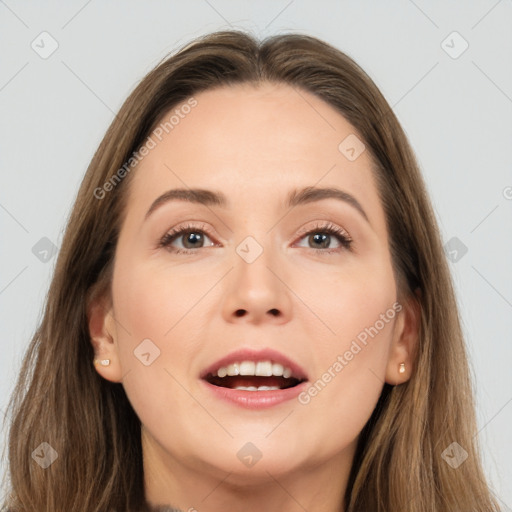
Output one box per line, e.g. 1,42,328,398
93,82,414,488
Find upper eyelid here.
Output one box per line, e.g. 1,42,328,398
295,222,350,239
162,221,351,246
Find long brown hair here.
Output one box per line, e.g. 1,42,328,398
1,30,501,511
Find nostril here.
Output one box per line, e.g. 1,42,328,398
233,309,280,317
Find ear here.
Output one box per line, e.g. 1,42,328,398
87,289,124,383
385,288,421,386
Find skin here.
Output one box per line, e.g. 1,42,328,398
88,82,420,512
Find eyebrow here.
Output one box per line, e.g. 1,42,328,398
144,186,369,223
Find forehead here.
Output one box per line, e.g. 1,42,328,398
125,82,385,231
160,82,359,169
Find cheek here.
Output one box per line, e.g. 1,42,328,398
292,249,398,351
291,256,397,438
109,257,197,426
112,255,205,351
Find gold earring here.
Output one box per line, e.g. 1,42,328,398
94,359,111,367
398,362,406,374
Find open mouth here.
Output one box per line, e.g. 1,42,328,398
204,361,306,391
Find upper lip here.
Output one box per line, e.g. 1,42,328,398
200,347,308,381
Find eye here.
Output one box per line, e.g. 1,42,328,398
294,222,353,254
158,223,217,254
158,221,352,255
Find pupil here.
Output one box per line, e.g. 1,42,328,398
184,232,203,248
310,233,329,248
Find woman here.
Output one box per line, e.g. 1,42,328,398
2,30,501,511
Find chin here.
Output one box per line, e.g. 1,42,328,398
188,436,315,481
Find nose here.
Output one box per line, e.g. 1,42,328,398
221,244,292,325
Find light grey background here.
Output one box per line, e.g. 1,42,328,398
1,0,511,507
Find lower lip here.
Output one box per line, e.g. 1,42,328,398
201,379,308,409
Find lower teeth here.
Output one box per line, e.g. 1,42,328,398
234,386,281,391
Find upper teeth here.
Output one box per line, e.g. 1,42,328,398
215,361,292,379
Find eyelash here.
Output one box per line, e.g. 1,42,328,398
158,221,353,255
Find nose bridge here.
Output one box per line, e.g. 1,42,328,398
235,234,279,299
221,232,291,323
